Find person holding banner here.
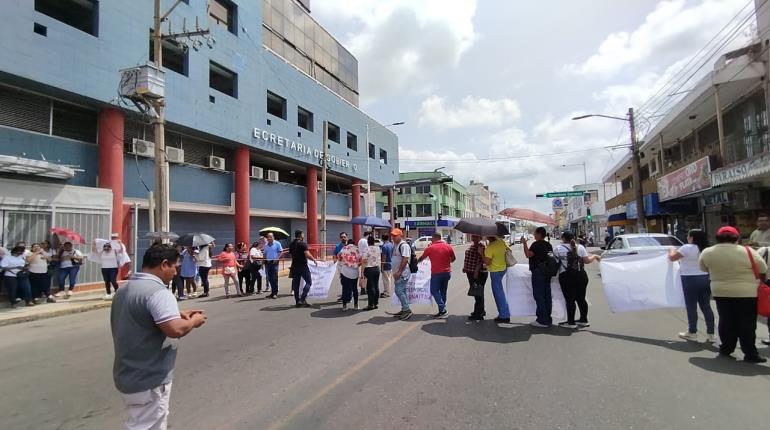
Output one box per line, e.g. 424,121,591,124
668,230,714,343
699,226,767,363
391,229,413,321
288,230,317,308
483,236,510,323
522,227,554,328
338,240,361,311
362,235,382,311
554,232,600,329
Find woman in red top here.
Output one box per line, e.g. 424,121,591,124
214,243,242,298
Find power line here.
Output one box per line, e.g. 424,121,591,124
394,144,629,164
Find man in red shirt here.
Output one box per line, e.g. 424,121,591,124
418,233,456,318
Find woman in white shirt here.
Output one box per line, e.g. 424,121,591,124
669,229,715,343
28,243,55,303
362,235,382,311
55,242,83,298
92,240,120,299
196,243,213,298
554,231,601,329
338,241,362,311
1,246,34,307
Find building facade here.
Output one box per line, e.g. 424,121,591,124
0,0,398,280
379,171,466,243
603,17,769,242
466,180,493,219
562,184,607,242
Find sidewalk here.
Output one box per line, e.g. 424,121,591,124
0,273,245,327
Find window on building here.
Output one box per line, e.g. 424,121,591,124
415,185,430,194
368,143,375,159
327,122,340,143
346,132,357,150
297,106,313,131
416,204,432,217
149,30,188,76
208,0,237,34
209,61,237,97
379,148,387,164
34,0,98,36
402,187,412,194
397,205,404,218
266,91,286,119
52,101,97,142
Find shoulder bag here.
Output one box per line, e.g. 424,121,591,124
504,244,517,267
746,246,770,318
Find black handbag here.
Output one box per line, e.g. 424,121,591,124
467,277,484,297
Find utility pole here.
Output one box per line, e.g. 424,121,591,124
149,0,210,237
321,121,328,259
629,107,646,233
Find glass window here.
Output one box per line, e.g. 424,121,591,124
208,0,237,34
35,0,98,36
52,101,97,142
327,122,340,143
267,91,286,119
346,132,357,150
396,205,404,218
209,61,237,97
297,106,313,131
379,148,387,164
402,187,412,194
416,204,432,217
415,185,430,194
368,143,375,159
149,31,188,76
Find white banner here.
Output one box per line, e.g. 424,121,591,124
299,262,338,299
600,253,685,313
391,259,433,305
504,264,567,320
88,238,131,266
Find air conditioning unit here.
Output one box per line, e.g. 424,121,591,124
266,169,279,182
166,147,184,164
130,138,155,157
207,155,225,171
250,166,263,179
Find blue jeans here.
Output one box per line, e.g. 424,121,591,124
340,275,359,306
266,262,280,296
681,275,715,334
291,265,312,304
395,276,410,311
490,270,510,319
57,266,80,291
4,275,32,304
531,269,552,325
430,272,451,312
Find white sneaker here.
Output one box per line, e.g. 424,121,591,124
102,293,114,301
189,293,198,298
530,321,550,328
53,292,63,298
64,290,72,298
705,334,716,344
46,296,56,303
678,332,698,342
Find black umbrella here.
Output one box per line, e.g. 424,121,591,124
454,217,510,237
176,233,216,247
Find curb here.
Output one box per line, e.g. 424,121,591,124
0,301,113,327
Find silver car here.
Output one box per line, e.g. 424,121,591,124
601,233,683,257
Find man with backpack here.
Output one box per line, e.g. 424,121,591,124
522,227,558,328
554,231,601,329
391,229,414,320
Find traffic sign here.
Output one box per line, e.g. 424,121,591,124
536,191,585,198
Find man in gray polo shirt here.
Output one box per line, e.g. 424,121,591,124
111,244,207,430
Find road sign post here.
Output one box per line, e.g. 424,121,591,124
536,191,590,198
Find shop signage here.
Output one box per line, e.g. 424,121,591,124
552,198,563,210
703,191,730,207
406,220,436,227
657,156,711,202
252,127,358,171
710,151,770,187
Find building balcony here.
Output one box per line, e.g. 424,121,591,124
605,178,658,210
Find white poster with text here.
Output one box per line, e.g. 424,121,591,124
600,253,685,313
391,259,433,305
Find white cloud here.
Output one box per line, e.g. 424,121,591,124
418,95,521,130
563,0,750,79
313,0,478,102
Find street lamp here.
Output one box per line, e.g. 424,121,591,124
561,161,587,185
365,121,404,216
572,108,646,233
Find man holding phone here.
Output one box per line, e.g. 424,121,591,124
111,244,207,430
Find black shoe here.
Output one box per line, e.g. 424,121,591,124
762,339,770,346
198,293,209,298
433,310,448,319
744,355,768,363
398,310,413,320
718,351,735,360
494,317,510,323
302,301,311,308
295,303,302,308
468,315,483,321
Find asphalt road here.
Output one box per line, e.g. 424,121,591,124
1,245,768,430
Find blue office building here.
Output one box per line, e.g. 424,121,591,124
0,0,399,281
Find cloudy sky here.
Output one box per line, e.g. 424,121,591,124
313,0,752,214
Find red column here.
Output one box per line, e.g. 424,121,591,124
98,108,125,234
352,180,362,242
387,188,395,227
234,147,250,245
306,166,318,246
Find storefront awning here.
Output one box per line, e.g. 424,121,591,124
0,155,75,179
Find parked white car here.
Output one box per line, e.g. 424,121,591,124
414,236,432,250
601,233,683,258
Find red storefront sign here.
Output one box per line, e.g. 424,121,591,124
656,156,712,202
